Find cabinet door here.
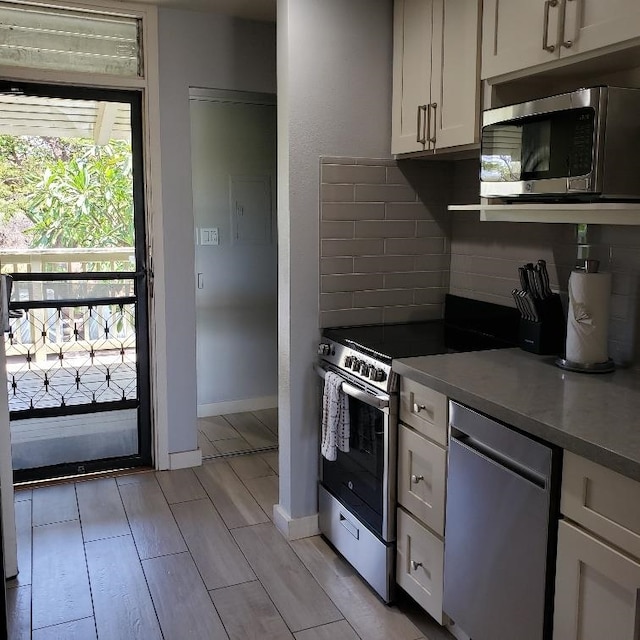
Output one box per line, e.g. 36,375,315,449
481,0,562,79
560,0,640,58
554,520,640,640
430,0,480,150
397,423,447,535
391,0,433,154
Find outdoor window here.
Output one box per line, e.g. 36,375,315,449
0,2,141,77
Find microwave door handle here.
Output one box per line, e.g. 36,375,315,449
315,365,389,410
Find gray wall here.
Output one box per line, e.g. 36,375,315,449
190,97,277,408
157,9,276,453
278,0,394,520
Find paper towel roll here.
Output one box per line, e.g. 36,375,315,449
565,270,611,364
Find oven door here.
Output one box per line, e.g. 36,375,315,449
316,365,397,543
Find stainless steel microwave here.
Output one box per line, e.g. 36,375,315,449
480,86,640,200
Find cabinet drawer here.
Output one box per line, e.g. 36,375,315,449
396,507,444,624
399,378,448,446
397,423,446,535
562,452,640,560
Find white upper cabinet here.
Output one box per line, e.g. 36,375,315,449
561,0,640,58
392,0,480,155
482,0,640,80
481,0,561,80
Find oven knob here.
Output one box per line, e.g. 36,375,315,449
360,362,370,376
351,358,360,371
375,368,387,382
318,343,331,356
344,355,353,368
368,367,377,380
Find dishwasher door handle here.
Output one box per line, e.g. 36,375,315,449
451,433,548,490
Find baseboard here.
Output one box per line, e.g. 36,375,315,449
169,448,202,470
197,395,278,418
273,504,320,540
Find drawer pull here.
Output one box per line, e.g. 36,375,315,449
413,402,428,414
411,474,424,484
339,512,359,540
411,560,423,571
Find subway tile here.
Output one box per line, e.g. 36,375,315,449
322,164,387,185
320,308,384,328
384,271,445,289
414,288,448,305
354,220,415,239
353,289,414,308
354,157,396,166
322,203,385,221
355,184,417,203
321,184,354,202
321,274,384,293
320,156,357,165
385,237,445,255
320,257,354,275
321,239,384,257
353,256,415,273
386,166,410,186
416,220,447,238
414,254,450,271
386,202,436,220
320,221,354,239
383,305,443,323
320,292,354,311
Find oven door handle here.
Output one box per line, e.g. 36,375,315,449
315,365,390,410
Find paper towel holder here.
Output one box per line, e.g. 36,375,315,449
555,258,615,373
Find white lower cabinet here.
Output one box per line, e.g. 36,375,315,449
396,507,444,624
396,377,447,624
555,454,640,640
554,520,640,640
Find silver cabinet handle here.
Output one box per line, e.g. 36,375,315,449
411,560,423,571
542,0,559,52
413,402,427,413
411,474,424,484
416,105,422,144
429,102,437,145
561,0,578,48
417,104,428,145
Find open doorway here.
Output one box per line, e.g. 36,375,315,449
0,81,151,482
189,89,278,459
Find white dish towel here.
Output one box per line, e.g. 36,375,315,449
321,371,350,461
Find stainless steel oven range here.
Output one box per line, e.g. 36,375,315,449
316,295,520,603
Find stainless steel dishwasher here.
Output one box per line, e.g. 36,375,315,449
443,401,559,640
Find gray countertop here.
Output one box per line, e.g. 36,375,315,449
393,348,640,482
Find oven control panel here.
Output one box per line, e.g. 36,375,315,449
318,340,394,393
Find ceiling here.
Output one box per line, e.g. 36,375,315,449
127,0,276,22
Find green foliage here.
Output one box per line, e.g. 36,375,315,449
0,135,133,249
24,140,133,248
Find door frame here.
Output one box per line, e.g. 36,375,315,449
0,0,170,470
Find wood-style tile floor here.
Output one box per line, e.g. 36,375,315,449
198,409,279,459
6,451,453,640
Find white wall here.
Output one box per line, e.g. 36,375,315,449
190,97,277,410
277,0,393,523
157,9,276,453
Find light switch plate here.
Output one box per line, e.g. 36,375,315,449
200,227,219,246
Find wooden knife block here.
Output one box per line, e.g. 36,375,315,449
518,294,566,355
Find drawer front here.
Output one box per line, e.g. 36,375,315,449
396,507,444,624
399,378,448,446
562,452,640,559
397,423,446,535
